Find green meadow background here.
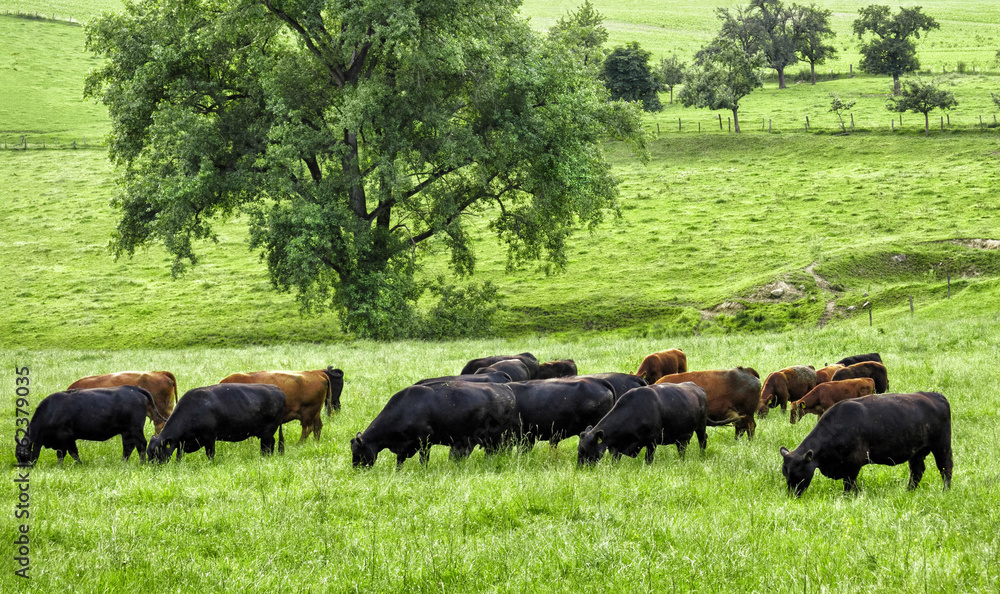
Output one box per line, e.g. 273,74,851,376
2,0,1000,591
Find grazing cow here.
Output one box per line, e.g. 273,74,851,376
831,361,888,393
836,352,883,367
475,359,531,382
814,364,845,384
577,382,707,465
634,348,688,384
536,359,578,379
351,382,516,467
576,373,648,401
461,353,539,379
219,367,343,444
789,378,876,424
507,377,614,450
147,383,285,462
67,371,178,434
780,392,952,496
15,386,166,465
757,365,818,417
655,368,760,440
416,371,512,386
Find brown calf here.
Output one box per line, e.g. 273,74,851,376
635,348,688,384
655,367,760,440
757,366,818,418
814,364,845,384
789,378,876,424
220,368,342,444
68,371,177,434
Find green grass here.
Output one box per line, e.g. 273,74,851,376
3,314,1000,591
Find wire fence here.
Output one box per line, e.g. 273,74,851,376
650,111,1000,136
1,9,81,25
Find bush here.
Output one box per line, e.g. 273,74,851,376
416,277,504,340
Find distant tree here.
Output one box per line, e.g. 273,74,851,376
792,3,837,84
886,78,957,135
656,55,687,103
716,6,763,56
829,94,857,132
601,42,663,112
680,38,765,132
548,0,610,69
853,5,940,94
749,0,798,89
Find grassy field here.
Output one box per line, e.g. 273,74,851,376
3,314,1000,591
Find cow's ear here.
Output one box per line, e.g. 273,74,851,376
594,430,604,443
803,449,814,462
779,447,791,457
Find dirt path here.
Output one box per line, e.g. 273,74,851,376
805,262,837,328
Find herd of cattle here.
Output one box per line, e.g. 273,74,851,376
15,350,953,496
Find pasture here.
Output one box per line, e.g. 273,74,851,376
3,316,1000,591
3,0,1000,590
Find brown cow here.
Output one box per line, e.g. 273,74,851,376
814,364,845,384
831,361,888,393
655,367,760,440
757,365,818,417
67,371,178,434
219,368,342,444
635,349,688,384
789,378,876,424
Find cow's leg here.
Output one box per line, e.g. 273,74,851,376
204,439,216,460
843,472,860,494
312,416,322,441
56,449,66,465
67,443,82,464
743,416,756,441
644,444,656,464
261,431,275,456
122,435,137,462
175,444,184,462
696,424,707,453
932,442,953,490
908,457,926,490
676,435,691,460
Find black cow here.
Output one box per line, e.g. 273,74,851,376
147,383,286,462
577,373,648,401
577,382,708,465
779,392,952,496
15,386,166,465
416,371,512,386
507,377,614,450
351,382,516,467
460,352,539,378
475,359,531,382
324,367,345,414
536,359,578,379
835,352,882,366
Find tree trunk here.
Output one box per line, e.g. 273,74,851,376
892,74,901,95
777,67,786,89
732,108,741,133
810,62,816,85
924,112,929,136
669,87,673,104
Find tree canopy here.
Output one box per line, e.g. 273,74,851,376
548,0,609,69
792,3,837,84
853,5,939,94
600,42,663,112
656,55,686,104
84,0,645,340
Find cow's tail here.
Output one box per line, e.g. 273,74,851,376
278,424,285,455
141,388,169,424
323,367,344,416
161,371,179,406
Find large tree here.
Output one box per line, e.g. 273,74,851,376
656,55,686,104
853,5,939,94
84,0,645,340
680,38,765,133
749,0,798,89
600,42,663,112
792,3,837,85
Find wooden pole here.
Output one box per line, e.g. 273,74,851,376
656,122,660,136
678,117,681,131
769,119,772,133
948,273,951,298
850,113,854,131
909,296,914,314
891,119,895,132
806,116,810,131
728,117,731,132
719,114,723,130
941,116,944,131
869,307,873,326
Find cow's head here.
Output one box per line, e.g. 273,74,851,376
350,432,376,467
780,446,817,496
147,435,177,463
14,435,36,466
789,402,804,425
577,426,606,466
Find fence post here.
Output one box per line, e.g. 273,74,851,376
656,122,660,136
678,117,681,131
869,306,872,326
981,115,984,129
947,114,950,126
947,273,951,298
891,119,895,132
698,122,701,133
909,296,914,314
769,119,772,133
719,114,723,130
941,116,944,131
850,113,854,131
728,117,731,132
805,116,810,131
849,64,854,78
